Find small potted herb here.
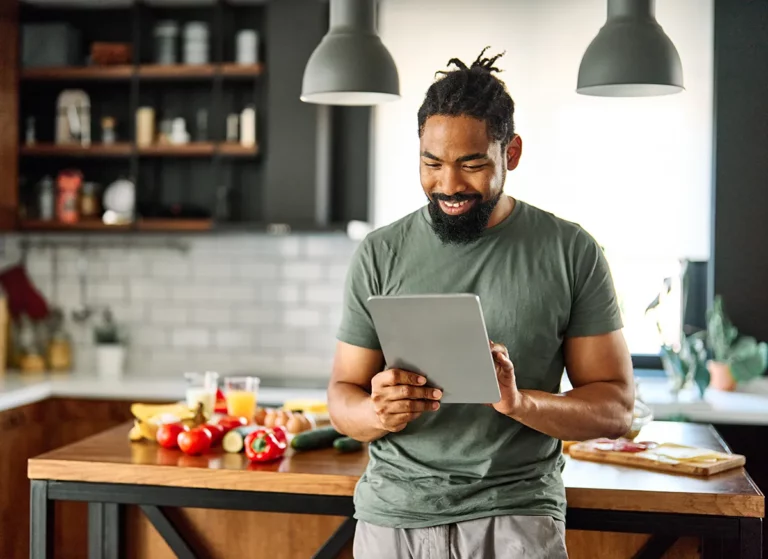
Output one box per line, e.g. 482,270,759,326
93,308,126,379
699,296,768,391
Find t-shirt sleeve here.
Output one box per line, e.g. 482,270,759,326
565,229,624,338
336,239,382,350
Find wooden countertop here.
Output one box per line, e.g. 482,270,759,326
28,421,764,518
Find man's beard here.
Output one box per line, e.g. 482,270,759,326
427,191,503,245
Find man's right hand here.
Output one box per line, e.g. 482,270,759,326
370,369,443,433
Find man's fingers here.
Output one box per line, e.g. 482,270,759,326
382,412,423,431
378,369,427,387
386,399,440,413
385,385,442,401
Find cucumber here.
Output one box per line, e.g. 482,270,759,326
333,436,363,453
222,425,261,453
290,426,343,451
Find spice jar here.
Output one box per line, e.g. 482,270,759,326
101,116,116,144
56,169,83,223
47,308,72,372
80,182,100,220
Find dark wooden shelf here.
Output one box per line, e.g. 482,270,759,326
19,143,258,158
137,219,213,231
21,65,134,81
138,143,216,156
18,218,213,232
18,220,132,232
220,63,265,78
21,64,265,81
19,143,133,157
218,143,259,157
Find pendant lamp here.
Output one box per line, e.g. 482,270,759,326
577,0,683,97
301,0,400,106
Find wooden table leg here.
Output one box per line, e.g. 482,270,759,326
29,480,53,559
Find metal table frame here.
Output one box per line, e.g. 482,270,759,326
30,479,762,559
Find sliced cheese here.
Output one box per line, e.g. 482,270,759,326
647,443,727,463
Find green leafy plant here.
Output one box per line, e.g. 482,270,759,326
93,308,123,345
699,296,768,383
645,260,710,398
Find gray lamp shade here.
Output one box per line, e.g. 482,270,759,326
577,0,684,97
301,0,400,106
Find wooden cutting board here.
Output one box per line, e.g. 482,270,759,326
568,440,746,476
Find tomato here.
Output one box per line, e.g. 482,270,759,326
156,423,185,449
177,427,212,455
216,416,249,431
202,423,226,444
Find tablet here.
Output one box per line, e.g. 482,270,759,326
367,293,501,404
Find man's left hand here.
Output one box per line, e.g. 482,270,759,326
489,341,525,417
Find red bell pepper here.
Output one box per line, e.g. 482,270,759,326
244,428,287,462
271,425,287,445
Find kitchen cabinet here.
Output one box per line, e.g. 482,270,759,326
2,0,372,233
0,0,19,230
0,397,137,559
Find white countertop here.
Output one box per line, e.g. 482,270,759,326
0,372,328,413
2,370,768,426
635,376,768,426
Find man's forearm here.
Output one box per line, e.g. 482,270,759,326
510,381,634,441
328,381,388,443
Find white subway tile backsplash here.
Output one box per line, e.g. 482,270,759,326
260,284,301,304
171,285,214,303
129,279,169,302
108,301,147,324
151,258,190,279
281,262,323,282
131,326,169,348
172,328,210,348
258,327,307,350
194,261,234,280
305,284,344,305
327,263,349,282
212,285,256,303
93,280,126,301
214,329,253,349
192,307,232,326
283,308,323,328
235,262,280,281
282,354,333,377
233,306,279,326
6,233,359,378
149,304,188,325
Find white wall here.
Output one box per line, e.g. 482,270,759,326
372,0,713,353
373,0,714,262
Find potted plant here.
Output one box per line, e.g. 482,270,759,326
93,308,126,379
698,296,768,391
645,260,710,399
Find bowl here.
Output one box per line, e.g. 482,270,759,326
623,399,653,440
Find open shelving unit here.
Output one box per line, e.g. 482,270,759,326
18,1,268,232
12,0,372,235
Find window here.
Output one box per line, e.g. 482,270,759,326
372,0,713,360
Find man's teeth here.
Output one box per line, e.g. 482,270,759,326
444,200,469,208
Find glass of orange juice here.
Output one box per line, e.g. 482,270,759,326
224,376,260,420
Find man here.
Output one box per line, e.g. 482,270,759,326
328,48,635,559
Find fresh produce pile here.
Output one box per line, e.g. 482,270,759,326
128,400,363,463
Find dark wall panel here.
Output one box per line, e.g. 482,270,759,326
712,0,768,343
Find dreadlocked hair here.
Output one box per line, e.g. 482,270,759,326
417,46,515,146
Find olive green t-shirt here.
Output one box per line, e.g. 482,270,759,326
336,199,623,529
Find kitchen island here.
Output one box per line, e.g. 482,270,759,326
28,421,764,559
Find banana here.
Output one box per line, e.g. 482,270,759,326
130,402,195,422
282,399,328,414
128,420,144,442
